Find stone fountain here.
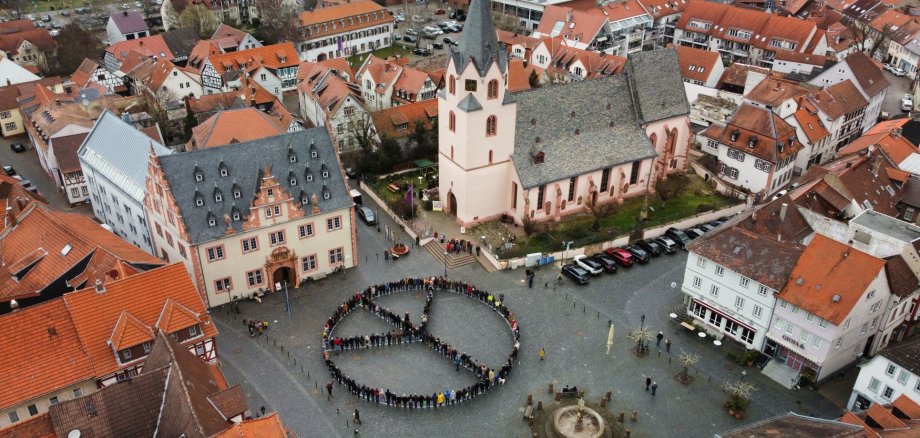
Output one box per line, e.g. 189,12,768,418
552,398,605,438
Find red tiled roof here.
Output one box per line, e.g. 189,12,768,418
207,43,299,76
106,34,174,64
675,45,721,83
0,28,56,55
892,394,920,420
156,298,202,333
638,0,687,18
0,19,37,33
793,99,831,143
507,58,543,92
550,44,626,79
677,1,820,53
779,234,886,325
188,40,223,71
844,51,890,97
214,412,290,438
808,79,868,119
0,413,55,438
298,1,393,39
0,299,95,411
70,58,100,88
839,412,882,438
703,103,801,163
108,310,155,351
188,107,286,149
536,5,607,43
63,263,216,378
370,99,437,139
867,403,909,430
745,75,813,107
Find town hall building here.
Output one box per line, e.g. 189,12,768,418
438,0,692,226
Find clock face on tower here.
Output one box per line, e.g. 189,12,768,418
465,79,477,91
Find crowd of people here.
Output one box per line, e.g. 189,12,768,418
321,277,521,408
440,235,477,255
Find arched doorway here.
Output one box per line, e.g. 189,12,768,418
272,266,294,291
317,53,328,61
448,191,457,215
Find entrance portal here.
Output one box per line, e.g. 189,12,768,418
272,266,294,291
448,192,457,215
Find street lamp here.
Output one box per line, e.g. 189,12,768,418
443,250,448,277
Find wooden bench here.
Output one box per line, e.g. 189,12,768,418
523,404,534,421
558,390,585,400
680,321,696,331
387,183,400,193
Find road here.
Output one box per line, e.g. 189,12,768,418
881,69,914,117
0,134,92,214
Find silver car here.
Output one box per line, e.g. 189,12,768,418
357,205,376,225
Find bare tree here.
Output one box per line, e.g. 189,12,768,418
677,350,700,384
847,21,895,59
253,0,300,43
584,193,616,231
344,111,378,151
179,4,219,38
627,325,655,356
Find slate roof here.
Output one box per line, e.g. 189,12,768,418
884,254,919,299
510,75,658,189
451,0,508,75
901,175,920,208
625,48,691,124
53,132,89,173
157,129,352,245
79,110,172,203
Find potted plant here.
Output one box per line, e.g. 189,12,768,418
722,380,755,419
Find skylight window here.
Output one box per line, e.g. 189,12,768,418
550,21,564,37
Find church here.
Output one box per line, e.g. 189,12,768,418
438,0,692,226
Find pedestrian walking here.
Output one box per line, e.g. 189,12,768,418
354,409,361,425
645,376,651,391
326,382,333,399
539,348,545,361
650,382,658,396
665,338,672,353
656,332,664,347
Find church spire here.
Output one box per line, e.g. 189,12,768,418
452,0,508,75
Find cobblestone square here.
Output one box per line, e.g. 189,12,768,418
213,189,845,438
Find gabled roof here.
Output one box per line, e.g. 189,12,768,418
206,43,299,75
0,173,45,234
839,411,883,438
795,154,904,217
109,11,149,34
188,39,223,71
0,28,56,55
506,58,544,92
160,27,200,62
207,385,247,421
892,394,920,420
866,403,909,430
536,5,607,46
370,99,438,139
879,335,920,376
156,298,203,333
626,48,690,124
0,206,163,304
70,58,101,89
675,45,721,83
62,263,216,377
676,1,820,54
298,1,394,39
550,44,627,79
703,103,801,163
157,129,353,244
0,299,95,412
843,51,890,97
211,23,250,46
808,79,869,119
745,75,814,108
637,0,687,18
884,254,919,299
108,310,154,351
778,234,885,325
78,110,172,203
106,34,174,64
188,107,287,149
214,412,291,438
793,98,831,143
52,132,89,173
719,412,866,438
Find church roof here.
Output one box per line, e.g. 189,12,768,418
457,93,482,112
510,74,658,189
626,48,691,124
451,0,508,76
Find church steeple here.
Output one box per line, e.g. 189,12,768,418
451,0,508,76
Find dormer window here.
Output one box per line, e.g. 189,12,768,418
290,154,297,163
748,136,758,148
220,168,228,177
322,171,329,178
195,192,204,207
267,188,274,197
307,174,314,182
195,172,203,182
730,129,740,142
291,178,298,186
301,195,309,205
207,213,216,227
231,208,241,221
311,151,318,158
215,193,222,202
324,191,330,199
234,189,241,198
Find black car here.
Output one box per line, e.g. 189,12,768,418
665,228,691,249
652,237,678,254
443,36,458,46
562,264,590,285
625,245,650,264
356,205,377,225
412,48,432,56
590,254,618,273
2,165,15,176
635,239,663,256
699,223,716,233
403,35,416,43
431,42,444,49
9,143,25,153
345,167,358,179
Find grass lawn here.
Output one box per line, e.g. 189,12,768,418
497,174,739,258
369,168,437,206
347,45,415,69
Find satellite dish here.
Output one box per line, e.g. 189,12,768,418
670,282,677,289
68,430,82,438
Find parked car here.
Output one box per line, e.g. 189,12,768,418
589,254,617,273
562,264,590,284
411,14,423,21
771,189,789,200
652,236,678,254
403,35,416,43
624,245,650,264
41,14,51,22
9,143,25,153
421,32,437,40
893,67,908,77
699,223,716,233
49,29,59,36
665,228,691,249
684,227,704,240
443,36,459,46
635,239,663,256
413,48,432,56
708,219,725,228
573,254,604,275
431,42,444,49
393,33,402,41
2,165,15,176
903,94,914,112
60,9,71,16
604,247,635,267
356,205,377,225
884,63,894,72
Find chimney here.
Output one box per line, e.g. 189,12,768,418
9,299,18,311
123,10,128,15
780,203,788,221
872,157,882,177
6,205,14,226
94,279,105,294
892,127,902,137
121,112,131,124
566,9,573,22
4,78,10,86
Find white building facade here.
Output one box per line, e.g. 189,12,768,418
849,337,920,411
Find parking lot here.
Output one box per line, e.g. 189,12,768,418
0,134,92,213
214,184,843,438
387,3,465,59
